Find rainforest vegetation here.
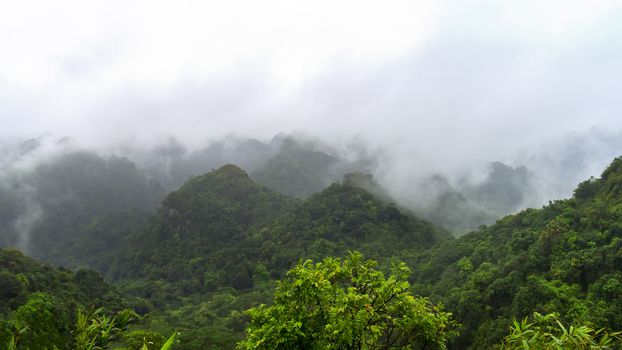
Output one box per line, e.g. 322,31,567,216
1,137,622,349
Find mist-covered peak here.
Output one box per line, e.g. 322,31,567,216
402,173,496,234
166,164,256,204
161,163,291,228
251,136,340,198
459,161,536,216
342,172,393,203
210,163,250,180
269,132,289,149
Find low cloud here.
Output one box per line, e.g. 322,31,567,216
0,1,621,216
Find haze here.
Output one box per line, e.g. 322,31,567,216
1,0,622,203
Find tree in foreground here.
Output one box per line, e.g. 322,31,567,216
238,252,456,350
501,312,622,350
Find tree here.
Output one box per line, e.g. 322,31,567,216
12,292,66,349
239,252,456,349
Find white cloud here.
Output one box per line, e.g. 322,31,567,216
0,0,621,162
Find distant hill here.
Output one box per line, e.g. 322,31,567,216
459,161,537,216
251,137,342,198
410,174,498,234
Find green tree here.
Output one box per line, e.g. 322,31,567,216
239,252,456,350
12,292,66,349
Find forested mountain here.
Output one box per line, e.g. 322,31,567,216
256,180,449,263
110,164,293,289
111,163,448,284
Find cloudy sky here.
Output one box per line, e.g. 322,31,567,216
1,0,622,164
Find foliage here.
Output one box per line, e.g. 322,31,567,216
12,292,65,349
0,248,131,349
239,252,456,349
73,308,140,349
125,329,167,350
159,332,179,350
501,312,621,349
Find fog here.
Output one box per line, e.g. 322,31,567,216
1,1,622,236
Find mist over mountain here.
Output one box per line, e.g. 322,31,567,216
517,127,622,203
4,151,622,348
0,127,620,246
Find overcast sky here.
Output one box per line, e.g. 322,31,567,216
1,0,622,166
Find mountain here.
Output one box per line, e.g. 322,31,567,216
0,133,531,240
111,164,447,291
411,174,497,234
251,137,342,198
110,164,293,290
0,151,165,268
147,137,276,191
459,161,537,216
3,152,163,266
409,156,622,348
253,179,450,269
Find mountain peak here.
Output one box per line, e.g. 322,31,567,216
211,163,250,180
574,156,622,202
166,164,265,209
597,156,622,200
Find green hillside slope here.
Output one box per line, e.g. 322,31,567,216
410,157,622,348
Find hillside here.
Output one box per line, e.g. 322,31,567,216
409,156,622,348
0,248,124,349
251,181,450,269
